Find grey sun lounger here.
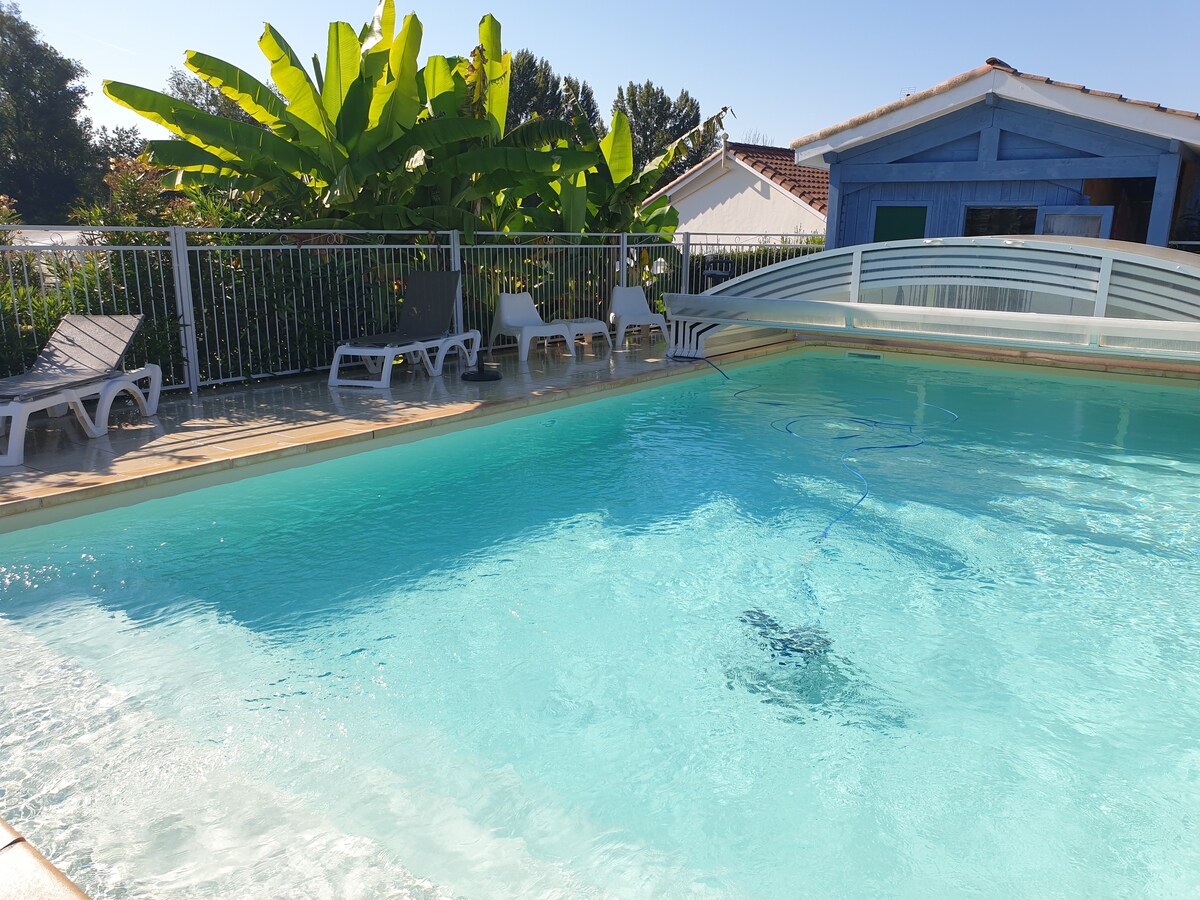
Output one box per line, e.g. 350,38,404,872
328,270,481,388
0,314,162,466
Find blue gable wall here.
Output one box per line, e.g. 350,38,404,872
826,97,1182,248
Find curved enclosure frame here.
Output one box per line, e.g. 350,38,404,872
665,236,1200,361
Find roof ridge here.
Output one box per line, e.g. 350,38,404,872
791,59,1200,151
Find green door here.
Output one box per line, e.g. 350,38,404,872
873,205,928,242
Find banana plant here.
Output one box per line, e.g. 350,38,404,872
576,93,730,235
520,89,729,236
103,2,593,231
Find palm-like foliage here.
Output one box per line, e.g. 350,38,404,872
103,1,726,236
104,2,590,230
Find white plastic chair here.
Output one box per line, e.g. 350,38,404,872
610,286,672,346
490,292,575,362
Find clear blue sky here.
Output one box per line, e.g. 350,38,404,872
22,0,1199,147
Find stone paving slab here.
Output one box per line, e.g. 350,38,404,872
0,341,709,530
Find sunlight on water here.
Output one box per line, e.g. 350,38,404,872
3,352,1200,898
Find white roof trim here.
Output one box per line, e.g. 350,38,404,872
794,68,1200,169
643,147,725,206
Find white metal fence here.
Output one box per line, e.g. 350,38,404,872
1,227,823,393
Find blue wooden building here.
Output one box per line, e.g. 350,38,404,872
792,59,1200,250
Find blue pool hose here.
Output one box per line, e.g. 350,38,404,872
670,354,958,540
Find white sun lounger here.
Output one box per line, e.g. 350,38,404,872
0,314,162,467
329,271,480,388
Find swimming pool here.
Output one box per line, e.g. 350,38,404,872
3,350,1199,898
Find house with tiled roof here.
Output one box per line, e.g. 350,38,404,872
645,140,828,237
792,58,1200,251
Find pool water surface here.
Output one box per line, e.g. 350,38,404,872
2,351,1200,898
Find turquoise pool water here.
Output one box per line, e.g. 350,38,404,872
3,351,1200,898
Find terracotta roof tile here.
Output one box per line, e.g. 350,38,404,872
724,143,830,214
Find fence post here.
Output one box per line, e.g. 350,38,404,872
680,233,691,295
618,233,628,288
450,229,464,335
169,226,202,395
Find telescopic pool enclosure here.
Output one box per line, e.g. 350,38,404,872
665,236,1200,362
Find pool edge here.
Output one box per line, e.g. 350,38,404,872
3,335,1197,534
0,817,89,899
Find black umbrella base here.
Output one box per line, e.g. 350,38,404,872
462,363,502,382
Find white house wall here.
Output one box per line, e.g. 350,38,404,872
668,164,826,235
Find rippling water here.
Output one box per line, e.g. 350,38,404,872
3,351,1200,898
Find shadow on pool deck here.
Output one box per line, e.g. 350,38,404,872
0,338,730,528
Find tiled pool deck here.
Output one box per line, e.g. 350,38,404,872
0,340,713,531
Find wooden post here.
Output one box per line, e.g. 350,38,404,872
1146,150,1182,247
824,157,842,250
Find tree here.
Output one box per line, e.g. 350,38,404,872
740,129,774,146
612,81,720,186
508,49,603,135
558,102,729,235
563,76,603,137
93,125,145,161
508,50,559,123
0,3,100,222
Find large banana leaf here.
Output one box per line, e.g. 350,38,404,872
361,14,423,155
106,81,329,179
380,116,493,160
421,56,463,119
477,14,509,137
166,170,263,192
385,14,423,128
440,146,595,179
184,52,289,132
599,110,634,185
361,0,395,55
141,140,241,176
502,117,575,149
321,22,361,123
633,194,679,233
556,169,588,234
336,78,372,150
259,25,333,141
